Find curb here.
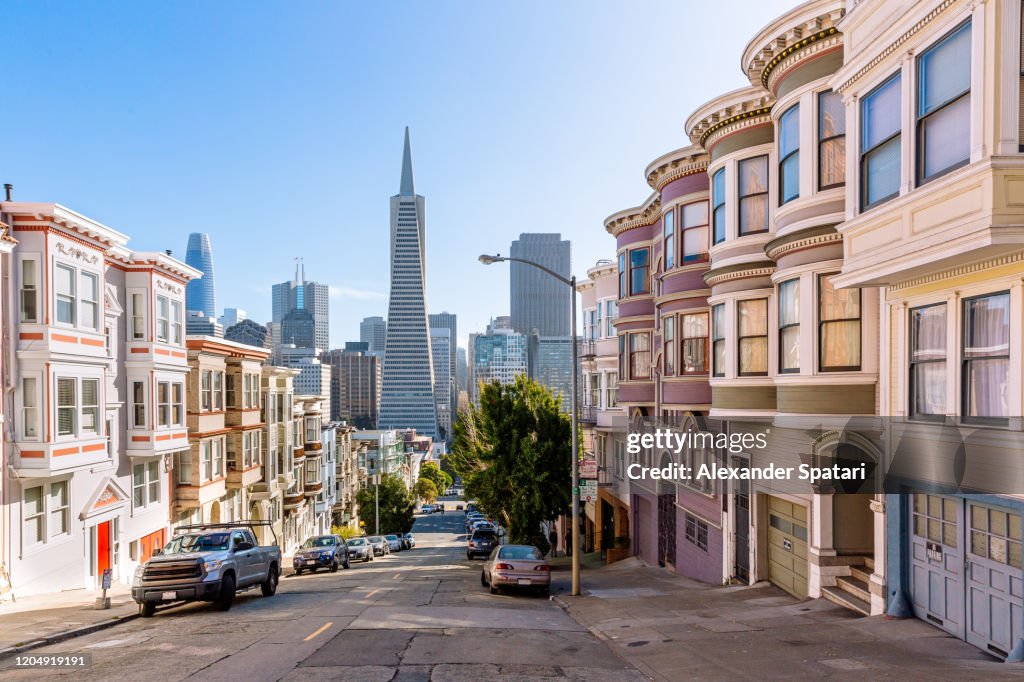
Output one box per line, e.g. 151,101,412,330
0,611,139,660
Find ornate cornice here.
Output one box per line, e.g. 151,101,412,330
655,289,712,306
764,30,843,92
157,279,184,296
764,225,841,260
743,0,845,88
645,146,709,191
887,250,1024,293
686,85,774,153
604,193,661,237
702,261,777,287
834,0,957,95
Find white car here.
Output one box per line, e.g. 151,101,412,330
421,504,435,514
385,534,403,552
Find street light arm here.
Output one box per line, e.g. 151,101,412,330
478,254,574,288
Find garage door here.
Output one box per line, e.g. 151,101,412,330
910,493,965,638
768,497,808,599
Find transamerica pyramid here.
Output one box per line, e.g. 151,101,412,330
377,128,439,438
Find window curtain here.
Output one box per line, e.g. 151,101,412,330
964,294,1010,418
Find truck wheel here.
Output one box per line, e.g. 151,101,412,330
481,570,488,586
140,602,157,618
261,565,279,597
330,561,338,573
216,574,236,611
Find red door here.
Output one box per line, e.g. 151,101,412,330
96,521,111,576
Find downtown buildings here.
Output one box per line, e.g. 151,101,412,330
378,128,438,438
596,0,1024,662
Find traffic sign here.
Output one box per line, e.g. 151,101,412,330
580,480,597,502
579,459,598,479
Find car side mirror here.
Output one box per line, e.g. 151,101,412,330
152,548,163,557
235,541,254,551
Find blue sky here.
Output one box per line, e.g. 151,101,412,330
4,0,791,347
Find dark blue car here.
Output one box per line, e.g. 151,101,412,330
293,535,351,574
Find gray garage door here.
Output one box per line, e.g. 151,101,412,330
910,493,1023,659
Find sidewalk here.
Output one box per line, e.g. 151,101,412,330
554,558,1024,680
0,585,138,657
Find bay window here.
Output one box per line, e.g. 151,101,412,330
909,303,947,418
132,381,146,428
157,382,171,427
629,248,650,296
629,333,651,380
681,202,709,264
738,156,768,235
738,299,768,376
962,292,1010,423
81,378,100,434
779,279,800,373
663,209,675,269
171,300,183,344
201,441,213,481
779,105,800,204
173,383,184,425
57,377,77,436
860,73,901,209
156,295,170,342
618,253,627,297
619,335,627,377
712,169,726,244
213,371,224,410
130,292,146,340
818,90,846,189
917,21,971,184
22,377,39,439
681,312,708,374
213,439,223,477
80,272,99,331
20,258,38,322
663,316,675,376
55,264,76,325
605,300,617,336
819,275,862,371
606,372,618,408
712,304,726,377
201,370,212,411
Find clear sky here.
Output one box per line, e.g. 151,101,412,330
4,0,792,348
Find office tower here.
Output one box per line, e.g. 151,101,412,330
185,232,217,317
271,261,329,352
527,332,577,412
378,128,438,437
219,307,246,328
470,320,527,405
430,327,453,440
428,312,458,428
456,347,468,393
225,319,271,349
510,233,571,336
321,348,381,428
360,316,387,355
185,311,223,337
276,345,331,417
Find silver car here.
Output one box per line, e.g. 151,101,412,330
346,537,374,562
367,535,389,556
385,534,402,552
482,544,550,596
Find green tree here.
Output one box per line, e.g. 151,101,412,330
451,375,572,554
419,461,452,492
355,474,415,534
330,524,361,540
414,478,438,503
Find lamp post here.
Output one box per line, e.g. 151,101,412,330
479,253,581,596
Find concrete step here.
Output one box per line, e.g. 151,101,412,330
822,585,870,616
836,575,872,604
850,565,872,583
863,556,874,571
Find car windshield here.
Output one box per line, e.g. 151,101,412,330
367,536,383,543
163,533,230,554
302,537,336,549
499,546,543,560
347,538,365,546
385,535,398,540
472,530,497,540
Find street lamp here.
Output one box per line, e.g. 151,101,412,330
479,253,581,597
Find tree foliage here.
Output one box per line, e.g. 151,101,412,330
450,375,572,553
330,524,361,540
414,478,438,503
355,474,415,534
419,461,452,492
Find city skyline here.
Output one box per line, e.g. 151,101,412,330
1,1,793,347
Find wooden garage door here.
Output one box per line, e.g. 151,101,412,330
768,497,808,599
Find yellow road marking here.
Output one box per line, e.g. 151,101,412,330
393,573,402,580
304,622,333,641
366,589,380,598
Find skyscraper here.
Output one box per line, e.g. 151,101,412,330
430,327,453,440
185,232,217,317
428,312,458,429
510,233,571,336
321,347,381,428
360,316,387,354
271,261,329,352
378,128,438,438
470,320,527,405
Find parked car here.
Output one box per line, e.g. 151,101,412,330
481,544,550,596
132,523,281,617
471,520,495,534
385,534,403,552
367,535,389,556
346,537,374,562
435,504,444,513
467,528,499,560
456,504,464,511
421,504,435,514
293,535,350,574
401,533,416,549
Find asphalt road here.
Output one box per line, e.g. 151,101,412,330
0,501,642,681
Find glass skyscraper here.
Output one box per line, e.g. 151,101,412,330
510,233,571,336
184,232,217,317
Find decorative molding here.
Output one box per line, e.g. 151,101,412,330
703,264,777,287
56,241,100,264
835,0,957,94
761,29,842,90
157,280,183,295
887,250,1024,292
765,229,842,260
605,197,662,237
646,155,709,192
699,107,773,149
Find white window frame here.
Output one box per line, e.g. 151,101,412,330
18,255,40,323
21,375,40,441
49,480,70,539
131,380,147,429
80,270,99,331
157,381,171,428
54,262,77,327
171,299,183,345
129,290,146,341
23,485,45,546
156,295,170,343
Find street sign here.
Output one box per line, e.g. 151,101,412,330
580,480,597,502
101,569,112,590
579,459,598,479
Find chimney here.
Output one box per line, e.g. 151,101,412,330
3,184,12,201
165,249,172,256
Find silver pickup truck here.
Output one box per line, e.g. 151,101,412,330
132,523,281,617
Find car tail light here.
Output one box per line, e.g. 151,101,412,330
534,564,550,572
495,563,513,570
